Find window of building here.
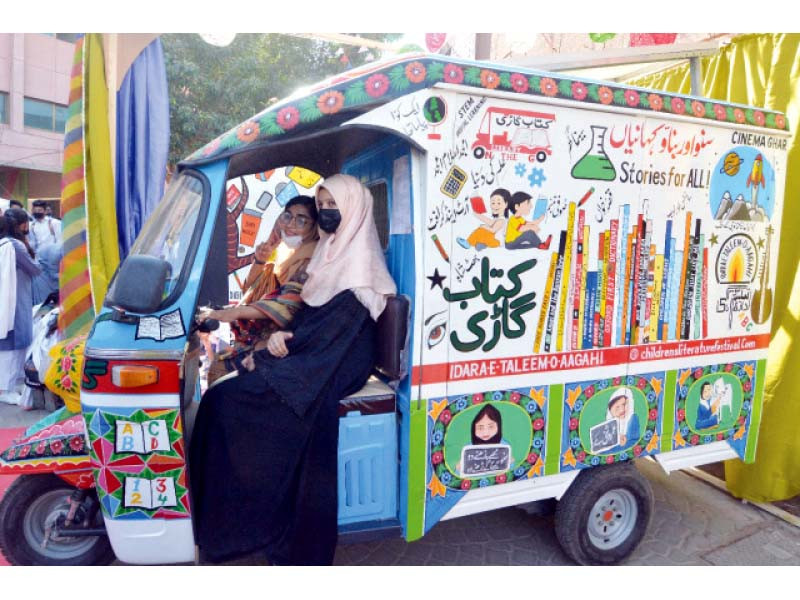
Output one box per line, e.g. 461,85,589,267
24,98,68,133
0,92,8,125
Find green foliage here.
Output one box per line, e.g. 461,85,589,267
162,33,398,166
589,33,617,43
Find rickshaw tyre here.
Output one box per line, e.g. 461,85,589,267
554,462,653,565
473,146,486,159
0,474,115,566
536,151,548,163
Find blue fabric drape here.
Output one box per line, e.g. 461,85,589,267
115,38,170,259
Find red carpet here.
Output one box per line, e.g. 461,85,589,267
0,427,24,566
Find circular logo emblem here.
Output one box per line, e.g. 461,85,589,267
423,96,447,125
715,234,758,284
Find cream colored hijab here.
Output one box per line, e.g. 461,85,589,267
301,174,397,320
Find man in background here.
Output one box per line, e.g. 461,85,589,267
28,199,62,254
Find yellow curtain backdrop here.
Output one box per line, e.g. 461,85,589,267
629,33,800,502
85,33,120,313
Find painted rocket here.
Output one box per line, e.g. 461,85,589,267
746,154,765,210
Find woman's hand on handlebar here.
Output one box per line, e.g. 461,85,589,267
266,331,293,358
197,306,234,323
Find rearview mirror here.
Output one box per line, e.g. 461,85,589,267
106,255,171,314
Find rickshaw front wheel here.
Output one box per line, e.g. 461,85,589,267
0,474,114,566
554,462,653,565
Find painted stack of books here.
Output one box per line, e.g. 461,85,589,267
534,202,707,353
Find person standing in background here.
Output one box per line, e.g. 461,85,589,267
28,200,62,254
0,208,41,405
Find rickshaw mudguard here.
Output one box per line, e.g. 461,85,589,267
76,160,228,565
0,407,92,478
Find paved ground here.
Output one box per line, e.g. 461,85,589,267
2,403,799,566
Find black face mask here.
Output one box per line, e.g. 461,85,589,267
33,213,45,220
318,209,342,234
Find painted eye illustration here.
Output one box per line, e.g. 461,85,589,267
425,310,448,349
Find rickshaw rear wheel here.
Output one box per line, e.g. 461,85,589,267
0,474,114,566
554,462,653,565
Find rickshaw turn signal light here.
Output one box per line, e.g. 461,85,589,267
112,365,159,388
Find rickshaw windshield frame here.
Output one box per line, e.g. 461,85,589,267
104,168,211,312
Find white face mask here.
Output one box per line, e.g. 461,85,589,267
281,230,304,249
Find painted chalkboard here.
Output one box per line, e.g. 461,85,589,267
589,418,620,454
460,443,511,477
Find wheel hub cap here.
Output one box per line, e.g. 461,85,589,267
587,488,638,550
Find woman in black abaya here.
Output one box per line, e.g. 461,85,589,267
189,174,396,565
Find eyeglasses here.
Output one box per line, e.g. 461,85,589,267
278,211,312,228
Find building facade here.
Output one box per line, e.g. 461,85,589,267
0,33,77,213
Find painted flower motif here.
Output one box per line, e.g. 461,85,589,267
480,69,502,90
70,436,85,453
317,91,345,115
644,430,653,440
677,409,686,421
691,100,706,118
443,64,464,84
6,447,15,460
19,445,30,458
606,455,615,464
36,440,47,455
276,106,300,130
405,61,426,84
649,409,658,420
733,108,746,124
509,391,521,404
648,94,664,111
613,377,622,386
598,380,608,390
236,120,260,143
739,416,746,425
365,74,390,98
202,137,222,157
431,451,444,465
585,386,595,398
496,473,507,484
510,73,529,93
50,439,64,455
60,375,73,390
533,438,544,449
526,401,537,413
704,436,712,444
647,392,656,402
472,393,483,405
591,456,600,466
533,418,545,431
753,110,766,126
633,445,643,457
681,426,689,436
710,365,719,372
670,97,686,114
743,381,752,393
569,418,579,431
638,379,649,391
571,82,588,101
492,391,503,401
539,77,558,97
574,400,583,411
725,364,734,372
717,433,725,441
690,435,699,446
713,104,727,121
576,451,587,462
680,387,688,398
514,164,527,177
460,479,472,491
620,452,630,461
570,437,581,448
514,466,526,477
625,90,641,107
598,86,614,105
627,376,635,385
455,398,468,411
776,114,786,129
61,356,73,372
694,368,704,380
527,452,539,464
743,400,751,411
440,410,452,425
479,478,490,488
441,472,452,484
432,430,444,445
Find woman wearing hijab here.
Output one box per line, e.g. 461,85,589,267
201,195,319,384
605,388,640,453
189,174,396,565
0,208,41,405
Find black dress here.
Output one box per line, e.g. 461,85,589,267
189,290,376,564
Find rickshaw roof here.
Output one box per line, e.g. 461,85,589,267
179,53,789,169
